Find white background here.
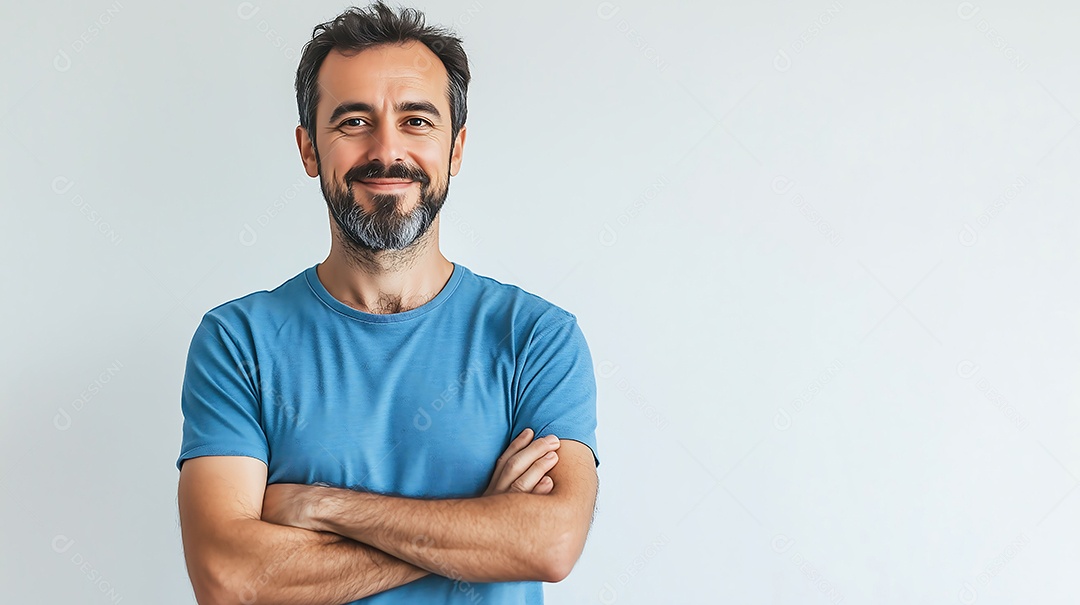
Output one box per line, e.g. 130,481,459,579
2,0,1078,603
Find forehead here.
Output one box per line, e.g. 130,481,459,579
316,41,449,117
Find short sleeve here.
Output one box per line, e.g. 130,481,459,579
176,314,269,471
512,314,600,468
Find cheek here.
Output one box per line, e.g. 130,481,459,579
321,132,365,159
418,149,448,176
324,146,366,179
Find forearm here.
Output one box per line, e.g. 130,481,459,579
313,490,569,583
200,517,428,604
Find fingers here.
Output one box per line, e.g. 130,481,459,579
532,475,554,495
503,435,559,482
501,434,560,493
492,428,534,478
484,428,538,496
486,430,563,495
509,450,559,493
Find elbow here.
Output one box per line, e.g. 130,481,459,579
539,558,574,584
189,558,256,605
538,529,586,583
187,564,230,605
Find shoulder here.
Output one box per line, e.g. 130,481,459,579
193,266,312,347
459,263,578,336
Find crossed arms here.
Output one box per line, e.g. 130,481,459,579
177,429,598,605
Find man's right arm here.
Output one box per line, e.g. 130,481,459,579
178,429,560,604
178,455,428,605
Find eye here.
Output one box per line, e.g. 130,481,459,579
340,118,366,128
407,117,432,128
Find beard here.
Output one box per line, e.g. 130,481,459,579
318,157,449,252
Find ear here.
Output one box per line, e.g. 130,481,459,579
296,125,319,178
449,125,466,177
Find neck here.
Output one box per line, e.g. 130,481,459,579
317,216,453,315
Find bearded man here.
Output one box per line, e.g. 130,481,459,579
176,3,600,604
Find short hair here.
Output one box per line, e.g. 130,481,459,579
294,1,471,153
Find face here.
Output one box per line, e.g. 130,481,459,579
296,41,466,251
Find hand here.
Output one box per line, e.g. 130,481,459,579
483,428,561,497
262,483,324,531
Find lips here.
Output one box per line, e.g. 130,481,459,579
353,179,417,192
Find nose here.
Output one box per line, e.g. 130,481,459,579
364,118,407,166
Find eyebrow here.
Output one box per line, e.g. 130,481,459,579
327,100,442,125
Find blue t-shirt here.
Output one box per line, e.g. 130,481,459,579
176,261,599,604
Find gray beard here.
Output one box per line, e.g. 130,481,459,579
321,173,448,253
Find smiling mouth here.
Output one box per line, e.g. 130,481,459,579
355,180,416,192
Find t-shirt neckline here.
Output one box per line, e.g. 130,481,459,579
304,261,463,323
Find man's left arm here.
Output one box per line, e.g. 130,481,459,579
265,439,596,584
265,313,601,583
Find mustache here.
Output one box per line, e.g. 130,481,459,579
346,162,430,186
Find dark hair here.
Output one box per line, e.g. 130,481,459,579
295,1,471,154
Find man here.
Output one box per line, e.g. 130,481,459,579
175,2,600,604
